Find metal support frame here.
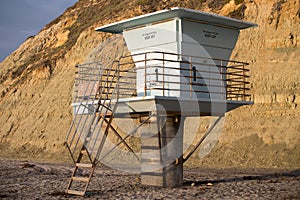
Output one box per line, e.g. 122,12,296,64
183,116,223,163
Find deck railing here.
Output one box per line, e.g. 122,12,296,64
118,51,250,101
72,51,251,103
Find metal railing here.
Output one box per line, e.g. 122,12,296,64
118,51,250,101
71,51,250,104
65,61,121,163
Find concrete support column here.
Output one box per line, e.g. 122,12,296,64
140,114,184,187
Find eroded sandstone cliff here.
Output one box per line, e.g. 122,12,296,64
0,0,299,168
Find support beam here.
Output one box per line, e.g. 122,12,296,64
183,116,223,163
140,114,184,187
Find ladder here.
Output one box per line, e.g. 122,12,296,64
66,146,95,196
65,61,121,196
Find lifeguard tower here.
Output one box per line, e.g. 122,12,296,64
65,8,257,196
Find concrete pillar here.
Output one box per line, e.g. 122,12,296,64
140,115,184,187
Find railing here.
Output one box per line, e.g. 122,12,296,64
73,62,102,103
71,51,251,106
118,51,250,101
66,61,121,163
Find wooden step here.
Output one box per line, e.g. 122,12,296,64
72,176,90,182
66,189,85,196
75,163,93,168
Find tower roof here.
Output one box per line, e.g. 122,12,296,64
96,7,257,33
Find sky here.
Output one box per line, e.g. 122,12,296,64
0,0,78,62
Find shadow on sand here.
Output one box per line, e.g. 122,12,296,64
183,169,300,186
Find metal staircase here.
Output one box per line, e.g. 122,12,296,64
65,61,122,196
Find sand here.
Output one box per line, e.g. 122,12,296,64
0,159,299,199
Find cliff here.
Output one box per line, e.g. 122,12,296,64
0,0,299,169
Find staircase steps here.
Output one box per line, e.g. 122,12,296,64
65,146,95,196
66,190,85,196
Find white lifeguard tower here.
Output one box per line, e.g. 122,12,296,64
65,8,257,196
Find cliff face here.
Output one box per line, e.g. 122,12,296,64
0,0,299,168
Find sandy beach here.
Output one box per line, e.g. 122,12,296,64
0,159,299,199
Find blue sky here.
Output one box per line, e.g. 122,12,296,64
0,0,77,61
